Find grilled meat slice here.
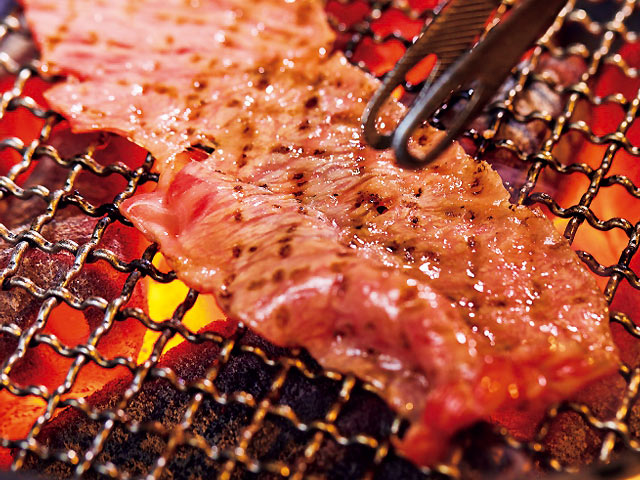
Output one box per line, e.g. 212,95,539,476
125,164,480,429
0,216,148,466
20,0,618,466
124,152,617,465
19,0,334,172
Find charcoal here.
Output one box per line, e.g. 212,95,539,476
20,327,433,480
454,424,538,480
0,129,145,229
0,215,147,377
21,322,625,479
0,215,148,467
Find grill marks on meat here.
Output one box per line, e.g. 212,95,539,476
125,134,617,464
27,0,329,77
20,0,619,466
126,164,478,422
21,0,334,173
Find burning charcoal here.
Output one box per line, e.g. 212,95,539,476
20,326,565,480
0,215,148,466
20,327,430,480
536,369,635,469
455,423,538,480
0,128,148,229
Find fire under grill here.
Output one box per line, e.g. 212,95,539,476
0,0,640,479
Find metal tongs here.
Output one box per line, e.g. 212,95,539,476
362,0,568,168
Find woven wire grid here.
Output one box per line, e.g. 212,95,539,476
0,0,638,479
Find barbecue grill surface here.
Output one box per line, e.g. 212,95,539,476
1,0,640,479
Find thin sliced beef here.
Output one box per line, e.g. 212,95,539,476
20,0,619,466
20,0,334,172
123,140,617,465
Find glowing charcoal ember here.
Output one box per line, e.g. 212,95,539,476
516,42,640,467
0,216,148,465
22,325,543,479
0,74,52,182
0,126,148,228
20,325,430,479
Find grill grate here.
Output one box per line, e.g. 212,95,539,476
0,0,639,478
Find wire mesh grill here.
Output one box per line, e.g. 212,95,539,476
0,0,639,478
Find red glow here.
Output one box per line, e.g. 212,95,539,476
352,36,406,77
406,54,437,86
0,77,50,181
557,42,640,288
371,9,425,41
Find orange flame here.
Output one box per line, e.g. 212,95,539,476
546,42,640,372
137,254,225,364
0,303,139,467
556,42,640,283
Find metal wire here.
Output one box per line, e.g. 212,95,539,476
0,0,639,479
